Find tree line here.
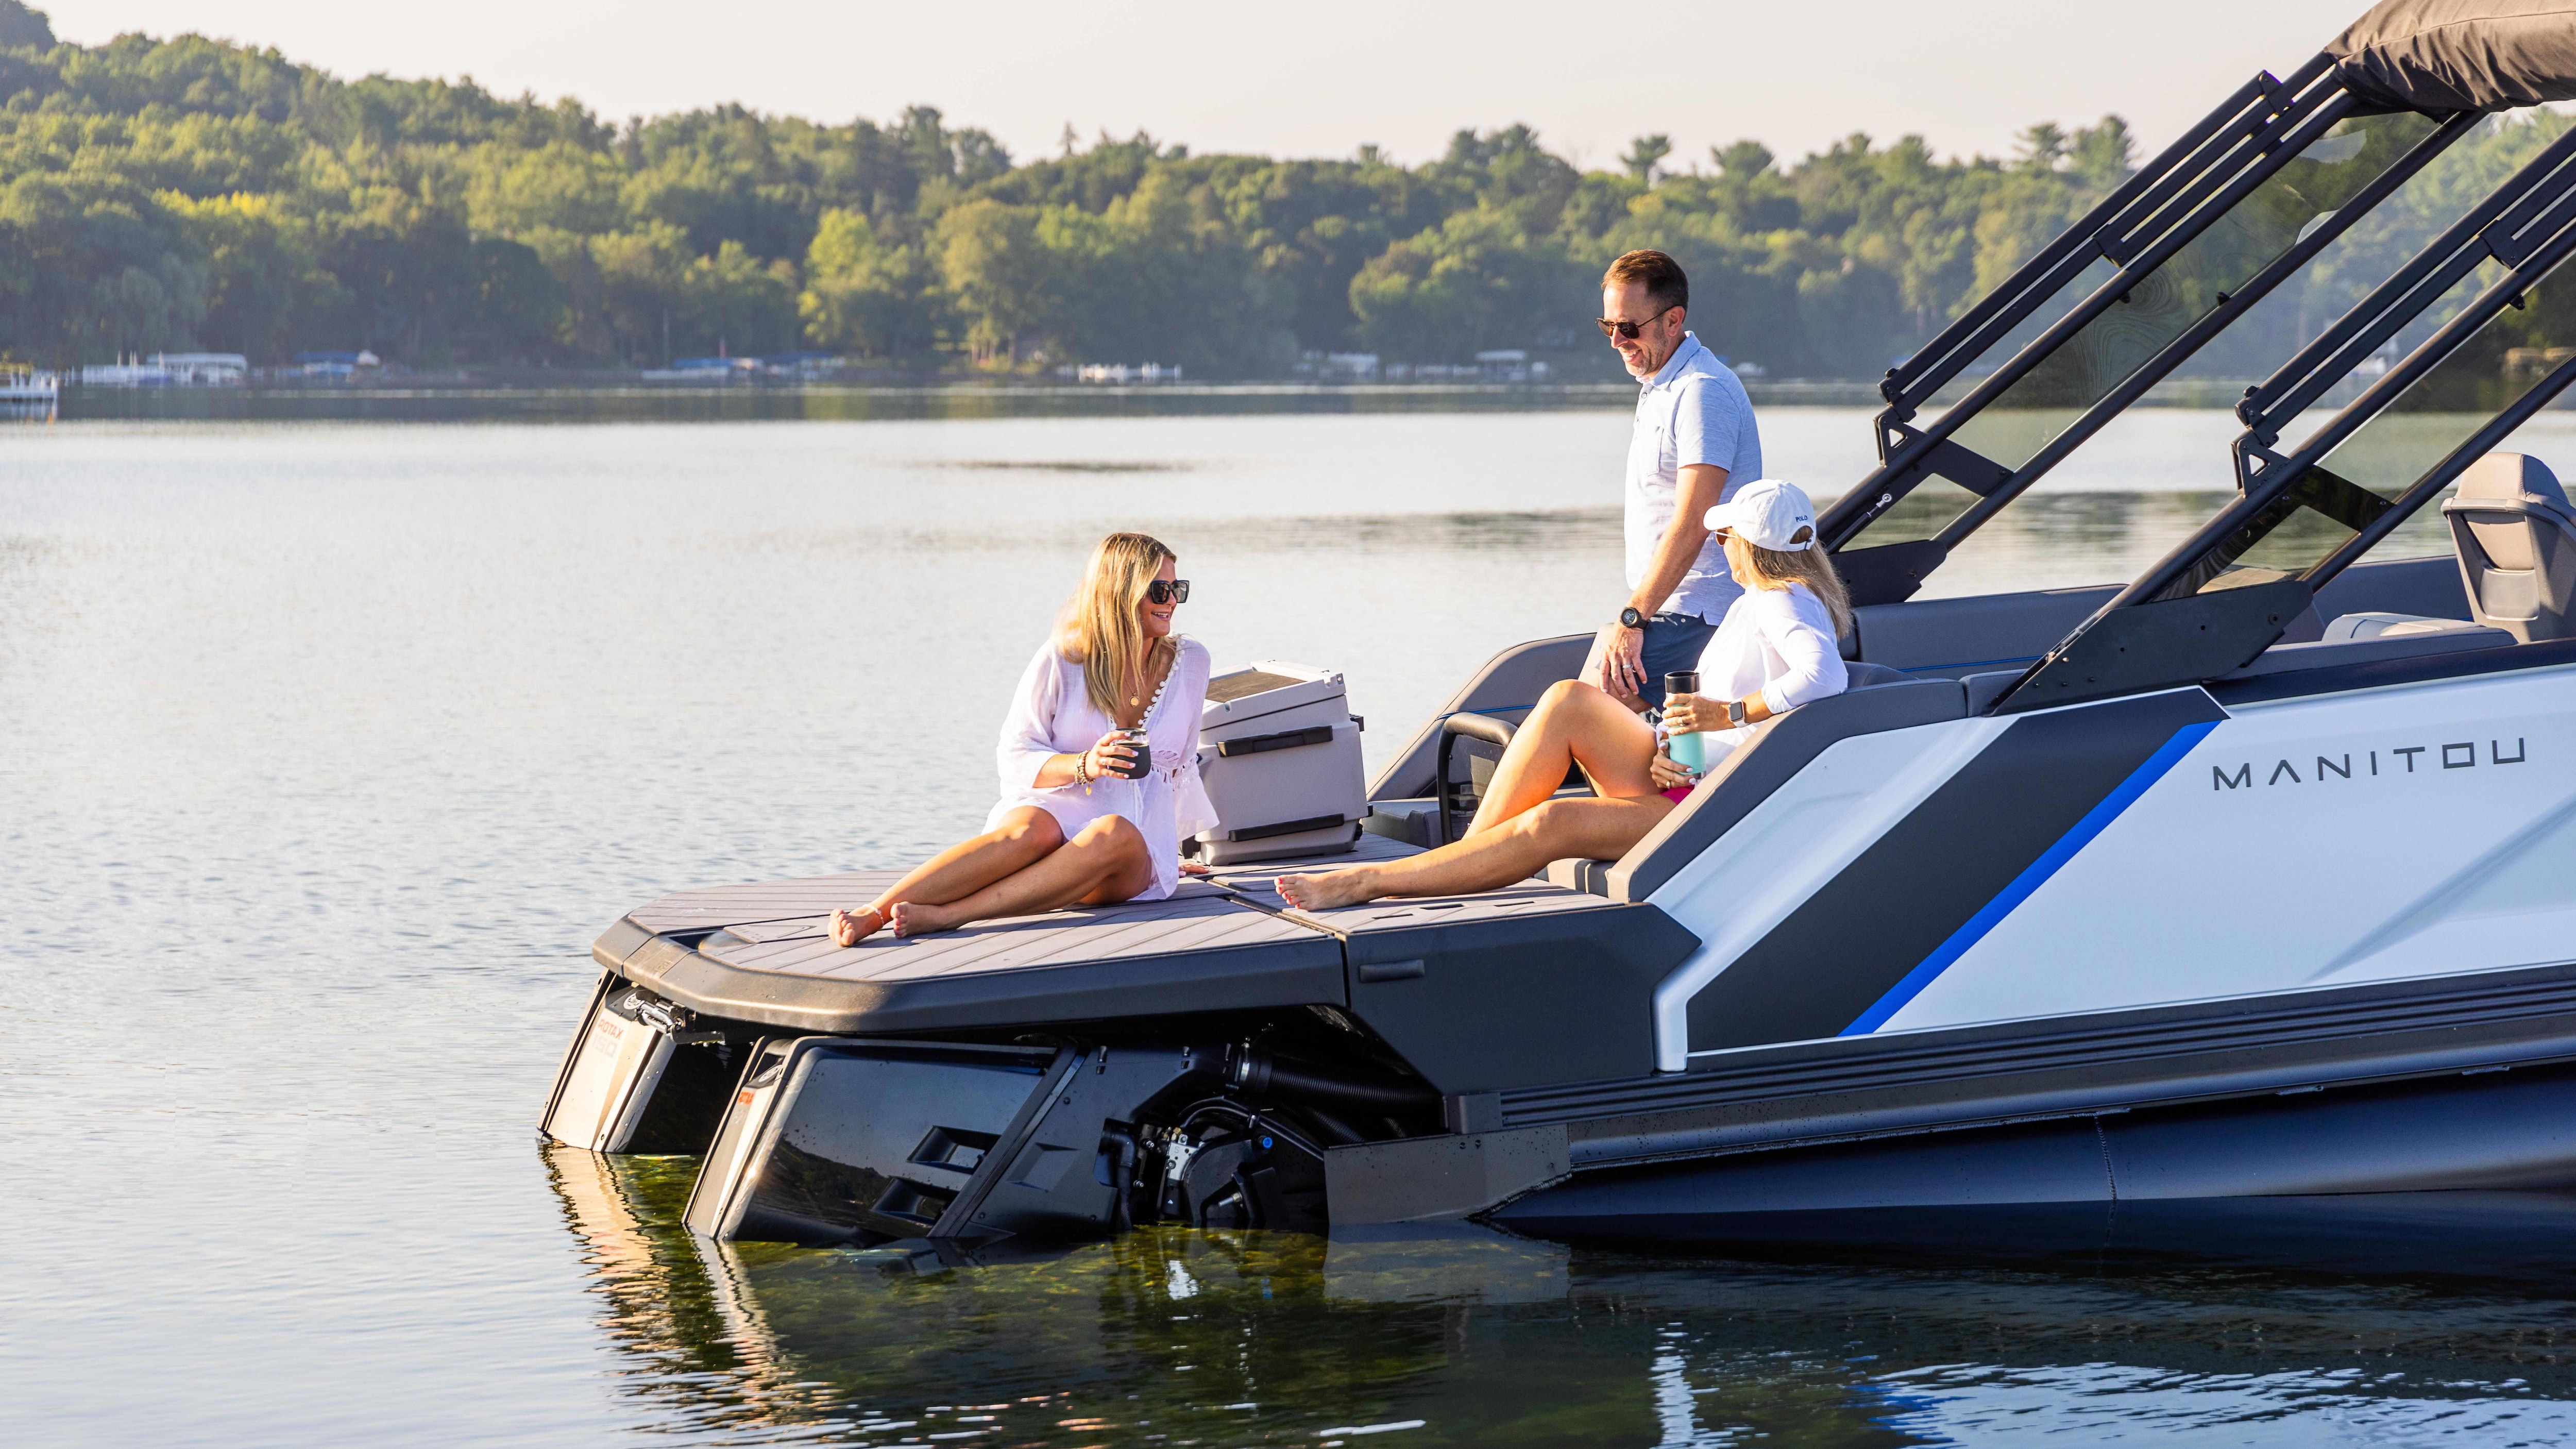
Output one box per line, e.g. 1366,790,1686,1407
0,1,2563,379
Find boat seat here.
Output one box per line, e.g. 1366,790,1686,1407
1962,668,2023,714
1843,660,1910,688
2319,611,2491,641
2443,451,2576,642
2224,623,2513,678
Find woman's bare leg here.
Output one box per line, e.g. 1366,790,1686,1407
831,807,1064,944
1278,795,1674,911
893,815,1156,936
1464,680,1661,837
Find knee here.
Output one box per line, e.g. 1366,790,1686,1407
1075,814,1146,857
1538,678,1591,713
998,810,1060,849
1511,799,1570,839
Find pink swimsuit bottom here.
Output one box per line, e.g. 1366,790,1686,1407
1661,785,1693,803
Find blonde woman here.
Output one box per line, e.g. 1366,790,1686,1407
1278,479,1848,910
831,533,1215,943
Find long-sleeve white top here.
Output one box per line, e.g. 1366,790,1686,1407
1693,581,1848,733
987,635,1216,902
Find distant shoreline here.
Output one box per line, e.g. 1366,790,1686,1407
21,376,2295,424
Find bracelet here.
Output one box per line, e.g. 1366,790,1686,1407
1074,749,1092,784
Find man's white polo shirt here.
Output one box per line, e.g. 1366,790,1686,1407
1625,331,1764,622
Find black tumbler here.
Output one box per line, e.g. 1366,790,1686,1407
1112,727,1153,779
1663,670,1699,701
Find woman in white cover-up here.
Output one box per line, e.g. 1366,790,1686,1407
831,533,1216,943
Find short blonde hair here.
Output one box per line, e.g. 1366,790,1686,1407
1724,526,1853,636
1059,532,1177,716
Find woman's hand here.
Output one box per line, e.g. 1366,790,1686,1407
1084,730,1141,780
1662,691,1711,735
1649,748,1699,794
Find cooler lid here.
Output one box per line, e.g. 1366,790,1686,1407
1200,660,1347,728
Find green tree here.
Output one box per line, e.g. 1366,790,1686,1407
165,191,333,358
2014,122,2071,175
1349,207,1581,360
936,198,1057,363
1622,134,1672,184
680,239,798,356
799,207,937,357
0,0,54,52
2069,115,2136,188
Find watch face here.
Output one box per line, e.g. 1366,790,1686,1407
1621,608,1645,629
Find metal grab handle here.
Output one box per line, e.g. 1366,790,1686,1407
1433,712,1519,847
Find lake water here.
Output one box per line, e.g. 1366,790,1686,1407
7,403,2576,1446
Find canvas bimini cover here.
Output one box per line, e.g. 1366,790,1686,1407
2330,0,2576,113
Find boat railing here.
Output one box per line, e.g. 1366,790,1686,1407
1820,54,2476,606
1996,117,2576,710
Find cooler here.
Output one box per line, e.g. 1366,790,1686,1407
1191,661,1368,865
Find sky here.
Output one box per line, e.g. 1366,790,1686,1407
38,0,2371,169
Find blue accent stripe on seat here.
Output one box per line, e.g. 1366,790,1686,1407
1839,718,2221,1036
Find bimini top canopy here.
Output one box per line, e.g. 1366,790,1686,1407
2331,0,2576,113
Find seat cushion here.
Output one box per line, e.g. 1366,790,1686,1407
2323,611,2490,642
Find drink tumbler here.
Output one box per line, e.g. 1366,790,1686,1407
1662,671,1705,771
1113,728,1153,779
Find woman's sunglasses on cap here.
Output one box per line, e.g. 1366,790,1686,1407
1146,579,1191,604
1595,305,1677,341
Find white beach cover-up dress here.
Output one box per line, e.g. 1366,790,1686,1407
988,635,1217,902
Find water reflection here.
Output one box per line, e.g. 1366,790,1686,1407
549,1148,2576,1447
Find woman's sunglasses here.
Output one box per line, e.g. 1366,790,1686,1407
1146,579,1191,604
1595,305,1677,341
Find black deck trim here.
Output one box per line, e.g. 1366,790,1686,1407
612,932,1350,1035
2210,633,2576,705
1332,901,1702,1094
1683,687,2226,1051
1497,959,2576,1167
1610,679,1971,901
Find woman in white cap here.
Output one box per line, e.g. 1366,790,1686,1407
829,532,1216,943
1277,479,1848,910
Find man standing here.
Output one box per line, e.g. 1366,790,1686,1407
1592,249,1762,707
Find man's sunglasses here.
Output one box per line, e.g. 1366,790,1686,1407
1596,305,1678,341
1146,579,1191,605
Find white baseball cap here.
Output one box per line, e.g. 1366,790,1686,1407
1703,478,1819,551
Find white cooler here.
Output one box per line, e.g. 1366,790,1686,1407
1192,661,1367,865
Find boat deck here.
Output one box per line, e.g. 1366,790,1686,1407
593,834,1625,1038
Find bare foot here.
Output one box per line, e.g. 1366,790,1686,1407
829,905,888,947
1275,869,1377,911
890,900,959,937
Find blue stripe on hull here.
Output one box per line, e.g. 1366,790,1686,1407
1840,718,2221,1036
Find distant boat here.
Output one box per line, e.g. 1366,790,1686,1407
0,366,59,401
77,353,249,387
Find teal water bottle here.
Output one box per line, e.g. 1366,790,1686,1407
1663,671,1704,771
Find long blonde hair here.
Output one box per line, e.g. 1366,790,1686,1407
1059,532,1178,716
1724,526,1854,636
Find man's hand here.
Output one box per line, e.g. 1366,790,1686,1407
1598,621,1647,698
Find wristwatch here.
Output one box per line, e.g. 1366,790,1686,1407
1618,606,1648,630
1726,698,1750,727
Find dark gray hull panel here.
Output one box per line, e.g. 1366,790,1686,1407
1493,1061,2576,1249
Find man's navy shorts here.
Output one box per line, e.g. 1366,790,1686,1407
1637,613,1718,707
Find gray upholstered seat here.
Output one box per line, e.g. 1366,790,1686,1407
2443,452,2576,643
2319,611,2488,642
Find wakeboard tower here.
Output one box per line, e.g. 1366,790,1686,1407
543,0,2576,1256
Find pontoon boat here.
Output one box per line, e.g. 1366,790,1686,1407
544,0,2576,1254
